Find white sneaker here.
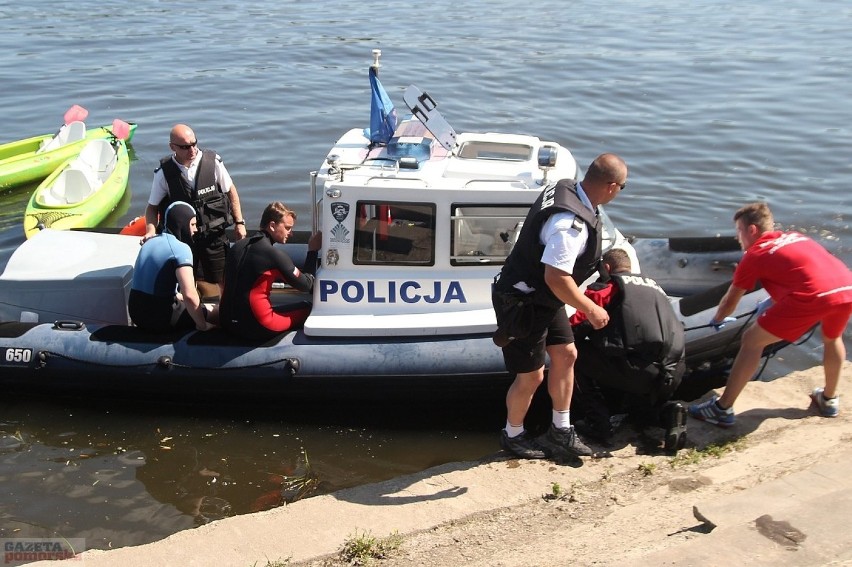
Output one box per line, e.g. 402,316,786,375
810,388,839,418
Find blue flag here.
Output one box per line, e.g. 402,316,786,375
369,66,397,145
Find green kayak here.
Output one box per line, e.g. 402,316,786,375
0,121,137,190
24,137,131,238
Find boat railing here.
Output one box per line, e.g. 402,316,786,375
463,178,531,189
449,254,505,264
310,171,319,233
364,175,430,187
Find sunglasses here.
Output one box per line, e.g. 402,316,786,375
612,181,627,191
171,140,197,150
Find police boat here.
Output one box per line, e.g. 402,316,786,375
0,52,776,401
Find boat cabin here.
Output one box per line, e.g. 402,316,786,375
305,93,631,338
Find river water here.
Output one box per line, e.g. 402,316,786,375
1,0,850,551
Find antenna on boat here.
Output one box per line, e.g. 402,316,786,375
371,49,381,73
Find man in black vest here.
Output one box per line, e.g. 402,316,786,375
142,124,247,297
492,153,627,463
570,248,687,453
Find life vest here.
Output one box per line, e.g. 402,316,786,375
591,272,685,372
157,149,232,238
496,179,601,308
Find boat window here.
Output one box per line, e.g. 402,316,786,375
598,208,618,247
451,205,528,265
457,141,532,161
353,202,436,266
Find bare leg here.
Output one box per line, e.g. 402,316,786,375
718,323,783,409
546,342,578,412
822,335,846,398
506,368,545,426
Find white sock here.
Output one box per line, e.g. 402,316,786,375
553,409,571,429
505,421,525,438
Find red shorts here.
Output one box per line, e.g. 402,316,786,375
759,298,852,342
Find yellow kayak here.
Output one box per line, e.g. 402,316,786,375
0,106,136,190
24,124,132,238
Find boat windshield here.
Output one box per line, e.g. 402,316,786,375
599,208,619,246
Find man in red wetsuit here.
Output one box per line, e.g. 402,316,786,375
220,202,321,341
689,202,852,426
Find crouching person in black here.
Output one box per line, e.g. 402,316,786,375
570,248,688,453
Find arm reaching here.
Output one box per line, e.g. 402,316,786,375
141,203,160,244
176,265,212,331
544,265,609,329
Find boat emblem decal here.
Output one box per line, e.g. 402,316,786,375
326,248,340,266
329,223,351,245
319,280,467,304
331,202,350,222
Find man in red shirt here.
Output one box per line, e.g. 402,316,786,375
689,202,852,426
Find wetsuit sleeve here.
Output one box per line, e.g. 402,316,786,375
303,250,319,276
272,248,315,292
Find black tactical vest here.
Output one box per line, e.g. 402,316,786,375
157,149,232,237
496,179,601,308
591,272,685,368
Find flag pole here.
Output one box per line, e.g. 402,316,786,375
371,49,381,74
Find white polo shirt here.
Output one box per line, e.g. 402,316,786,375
148,150,233,206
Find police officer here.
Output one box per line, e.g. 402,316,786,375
142,124,247,297
492,153,628,463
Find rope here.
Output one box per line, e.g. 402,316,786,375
41,351,156,369
683,308,757,332
41,350,297,372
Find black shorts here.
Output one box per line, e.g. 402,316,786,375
193,234,229,284
501,305,574,374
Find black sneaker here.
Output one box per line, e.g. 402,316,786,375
499,430,547,459
662,401,687,453
573,417,614,445
535,424,594,461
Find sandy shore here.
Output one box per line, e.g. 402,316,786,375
25,361,852,566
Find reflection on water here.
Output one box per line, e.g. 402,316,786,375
0,393,504,550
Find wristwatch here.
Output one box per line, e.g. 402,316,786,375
235,220,246,226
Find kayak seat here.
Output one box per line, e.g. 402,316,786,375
64,169,95,203
76,139,116,180
37,121,87,153
49,168,94,205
